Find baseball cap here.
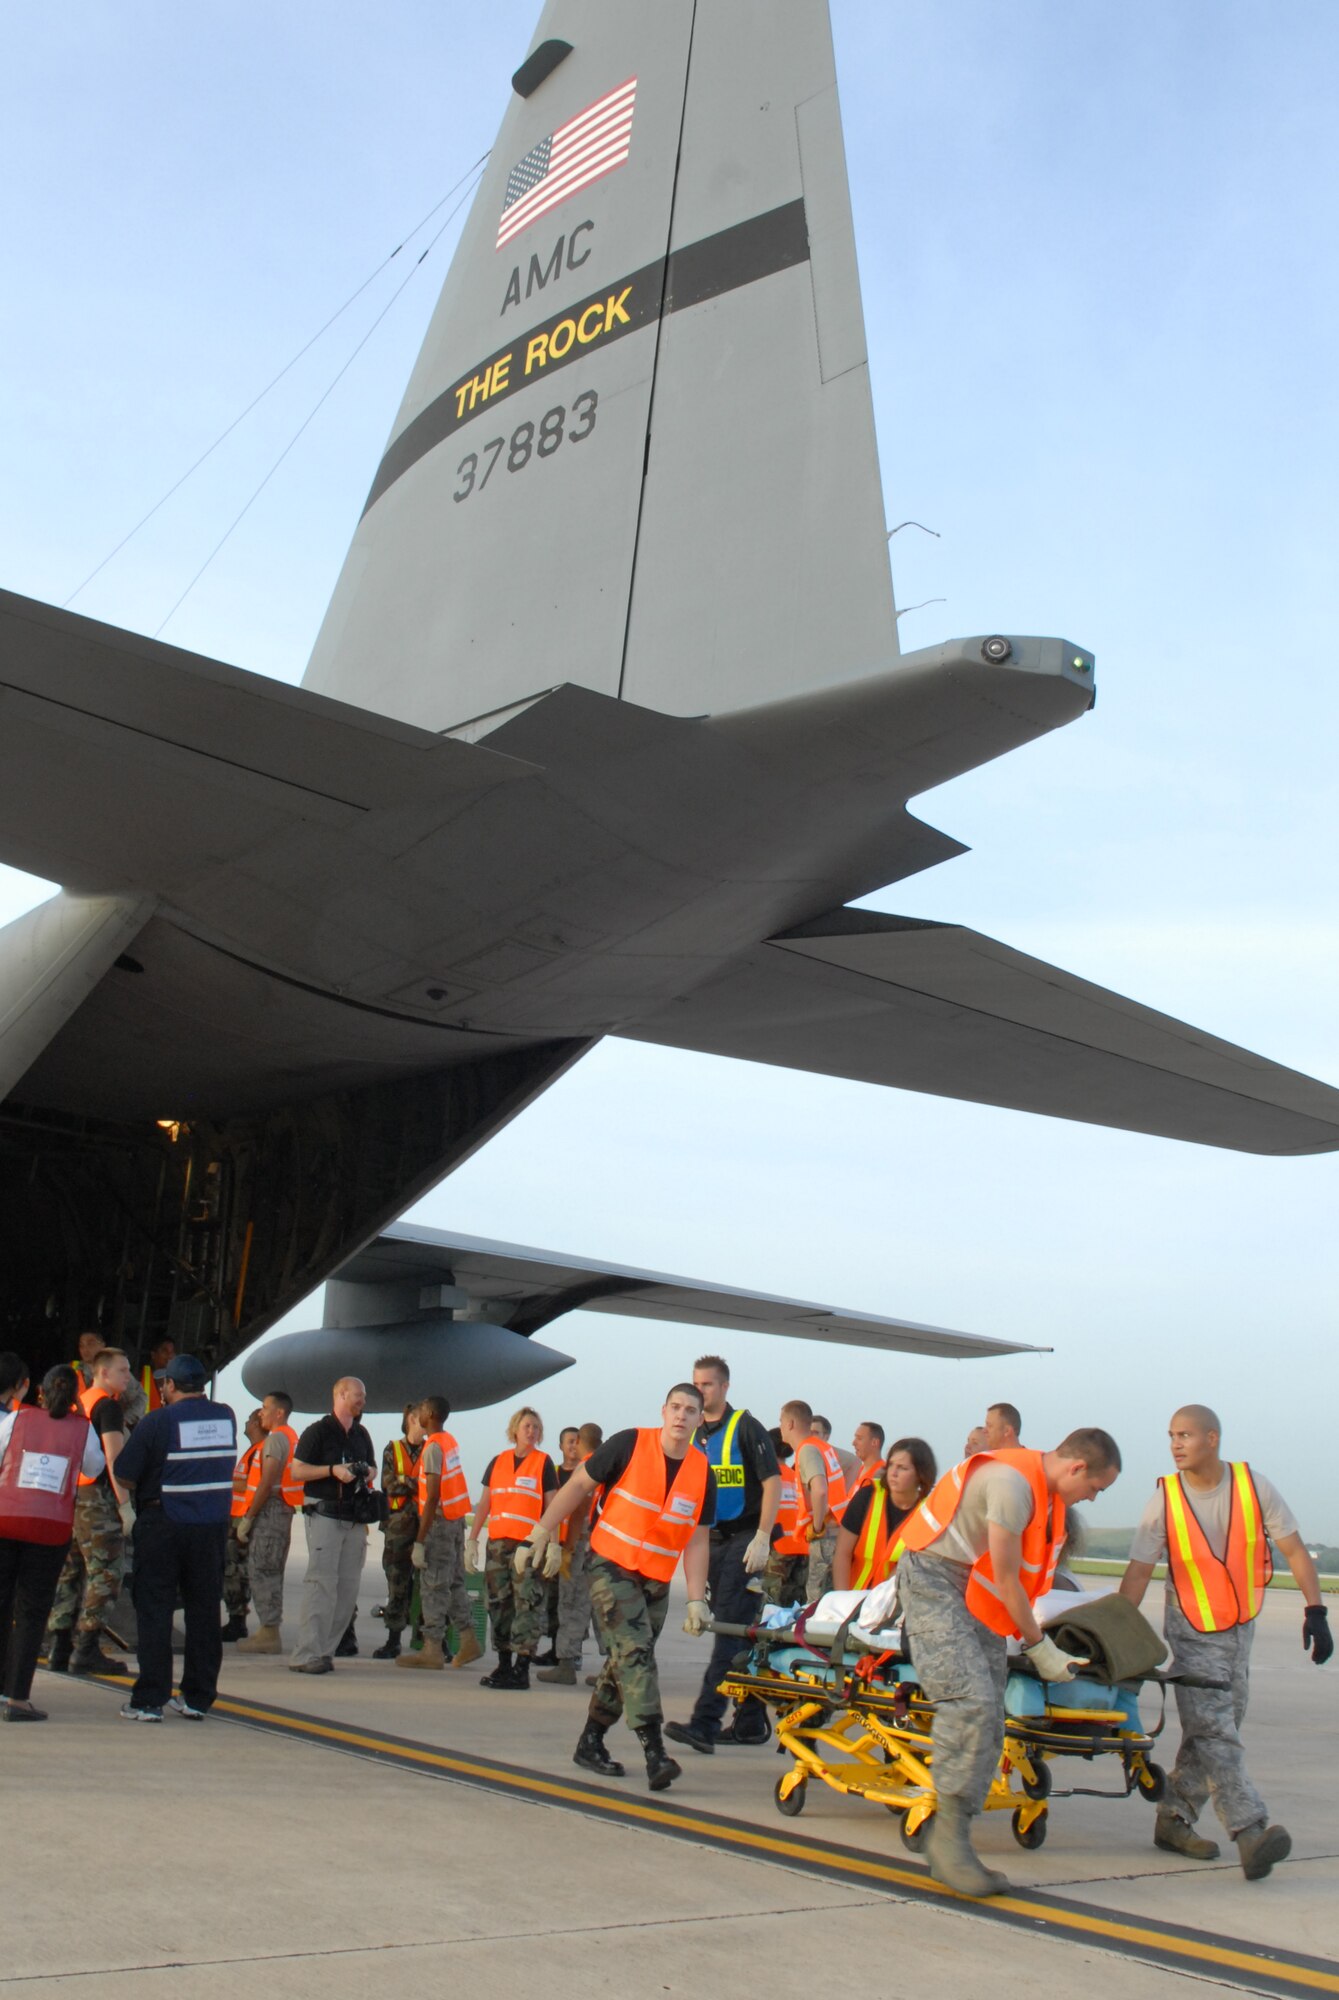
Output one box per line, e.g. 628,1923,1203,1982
163,1354,208,1390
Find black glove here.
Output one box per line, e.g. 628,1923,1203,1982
1303,1604,1332,1665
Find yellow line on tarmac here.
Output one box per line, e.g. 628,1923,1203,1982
212,1694,1339,1997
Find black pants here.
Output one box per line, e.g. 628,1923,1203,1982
689,1529,768,1740
129,1509,227,1712
0,1538,70,1700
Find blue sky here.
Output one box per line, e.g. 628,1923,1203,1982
3,3,1336,1532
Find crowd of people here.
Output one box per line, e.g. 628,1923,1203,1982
0,1343,1330,1897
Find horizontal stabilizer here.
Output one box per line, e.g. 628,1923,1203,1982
323,1219,1033,1360
620,910,1339,1156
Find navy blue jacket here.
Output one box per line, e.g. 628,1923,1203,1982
114,1395,237,1525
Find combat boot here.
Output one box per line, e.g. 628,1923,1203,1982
1154,1810,1220,1860
537,1660,577,1685
372,1631,403,1660
334,1619,358,1658
220,1615,249,1643
574,1721,626,1778
236,1624,282,1655
43,1629,74,1674
1236,1820,1292,1880
925,1799,1011,1898
480,1649,514,1688
70,1633,127,1675
396,1637,445,1669
449,1629,483,1668
635,1722,682,1792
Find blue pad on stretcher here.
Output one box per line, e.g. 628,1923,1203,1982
758,1644,918,1688
1005,1673,1142,1728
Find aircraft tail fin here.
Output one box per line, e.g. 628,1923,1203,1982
302,0,897,732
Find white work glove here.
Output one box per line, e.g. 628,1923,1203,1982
464,1534,483,1574
542,1537,563,1581
1025,1635,1090,1684
117,1498,136,1537
683,1598,712,1636
742,1529,771,1575
411,1541,427,1571
235,1514,253,1545
514,1524,554,1576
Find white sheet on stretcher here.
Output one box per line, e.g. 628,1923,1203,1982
756,1575,1118,1654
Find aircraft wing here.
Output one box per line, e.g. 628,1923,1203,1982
619,909,1339,1156
337,1220,1033,1360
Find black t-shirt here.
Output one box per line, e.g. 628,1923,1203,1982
841,1484,913,1541
696,1404,779,1531
295,1413,377,1513
86,1393,124,1490
586,1428,717,1531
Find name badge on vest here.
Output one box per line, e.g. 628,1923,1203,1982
445,1451,461,1473
180,1418,233,1450
669,1493,697,1519
18,1451,70,1495
517,1474,538,1490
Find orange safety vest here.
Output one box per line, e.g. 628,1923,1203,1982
232,1442,261,1518
773,1463,807,1557
793,1436,848,1538
140,1364,163,1413
76,1384,116,1488
895,1449,1065,1639
385,1438,421,1512
244,1423,303,1510
851,1485,893,1588
589,1428,710,1583
1162,1465,1272,1632
487,1447,549,1540
417,1430,471,1521
854,1458,885,1491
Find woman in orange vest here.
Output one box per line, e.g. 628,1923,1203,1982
0,1364,102,1718
234,1392,304,1656
397,1394,480,1673
467,1406,557,1691
897,1428,1120,1898
222,1408,266,1640
833,1436,937,1591
1119,1403,1330,1882
521,1383,715,1790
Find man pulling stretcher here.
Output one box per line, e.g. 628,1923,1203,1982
896,1428,1122,1897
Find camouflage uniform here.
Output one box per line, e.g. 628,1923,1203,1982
379,1440,419,1633
484,1538,544,1656
1161,1595,1268,1838
47,1486,126,1639
585,1553,671,1731
897,1549,1008,1808
762,1550,808,1607
224,1520,252,1618
420,1518,473,1645
248,1497,295,1627
554,1527,593,1662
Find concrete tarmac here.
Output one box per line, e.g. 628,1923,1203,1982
5,1551,1334,1998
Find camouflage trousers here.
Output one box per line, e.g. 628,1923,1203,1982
47,1486,125,1638
484,1538,543,1656
763,1551,809,1608
554,1532,593,1662
380,1506,419,1634
1162,1595,1268,1837
586,1554,670,1732
897,1550,1007,1810
247,1497,295,1627
420,1517,473,1644
223,1521,251,1617
806,1531,837,1601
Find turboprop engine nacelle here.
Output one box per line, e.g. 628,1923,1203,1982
240,1318,574,1414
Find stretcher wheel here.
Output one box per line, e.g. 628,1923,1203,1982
1012,1807,1048,1849
1020,1760,1052,1801
900,1811,932,1853
1135,1759,1167,1802
774,1775,807,1817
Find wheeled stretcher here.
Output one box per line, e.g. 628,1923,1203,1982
713,1587,1182,1851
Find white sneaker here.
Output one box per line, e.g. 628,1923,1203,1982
166,1696,206,1719
120,1703,162,1722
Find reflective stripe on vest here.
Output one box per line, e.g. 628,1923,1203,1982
793,1436,847,1536
232,1442,261,1517
851,1484,891,1589
487,1448,548,1539
162,1400,237,1523
855,1458,884,1491
417,1430,471,1520
773,1464,808,1556
697,1407,747,1524
895,1448,1065,1639
387,1438,419,1512
274,1423,303,1508
76,1385,114,1487
1162,1464,1272,1632
588,1428,709,1583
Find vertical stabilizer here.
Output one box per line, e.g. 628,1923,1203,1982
303,1,896,731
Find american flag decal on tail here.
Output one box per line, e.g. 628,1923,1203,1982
496,78,637,250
